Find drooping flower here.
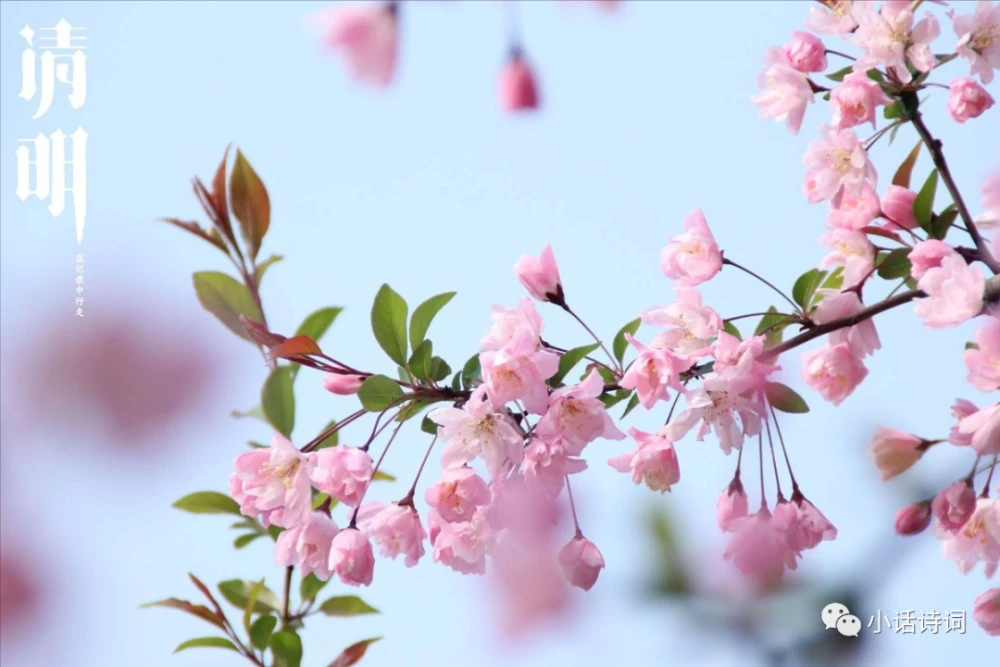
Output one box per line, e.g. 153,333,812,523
608,427,680,492
829,70,893,129
965,317,1000,391
895,502,933,536
828,184,881,230
665,378,763,455
853,2,939,83
427,508,493,575
880,185,919,230
618,334,691,409
514,244,563,304
357,502,426,567
275,511,340,581
947,76,996,122
957,403,1000,455
659,209,723,286
819,228,876,288
712,332,780,395
914,253,985,328
804,126,878,204
309,446,373,508
801,342,869,406
425,467,492,524
328,528,376,586
536,369,625,452
952,0,1000,84
230,433,313,528
782,30,828,72
480,328,559,414
522,437,587,498
723,507,799,581
932,481,978,533
973,587,1000,636
641,288,722,356
867,426,928,481
717,477,749,532
934,497,1000,577
309,2,399,87
480,298,545,352
498,52,541,112
428,385,524,479
751,47,815,135
775,493,838,552
557,537,605,591
805,0,859,35
813,289,881,358
323,373,365,396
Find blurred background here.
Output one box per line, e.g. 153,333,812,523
0,1,996,665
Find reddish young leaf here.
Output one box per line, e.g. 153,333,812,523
157,218,230,254
268,335,322,362
860,225,905,245
211,145,233,241
891,140,922,189
229,150,271,260
328,637,382,667
140,598,226,630
188,573,229,622
240,316,287,348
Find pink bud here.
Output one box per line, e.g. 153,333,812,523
557,536,605,591
973,588,1000,637
328,528,375,587
498,53,540,113
323,373,365,395
893,502,932,536
880,185,918,231
514,244,563,304
781,30,827,73
931,481,977,532
947,77,995,123
717,478,749,532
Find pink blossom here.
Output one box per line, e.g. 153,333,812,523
357,502,426,567
641,288,722,356
514,244,563,303
608,427,680,493
957,403,1000,455
805,0,859,35
557,537,605,591
499,53,540,112
275,511,339,581
880,185,919,230
712,333,780,395
853,2,939,84
428,385,523,479
309,446,373,508
915,253,985,328
723,507,799,581
934,497,1000,577
480,327,559,414
659,209,723,286
952,0,1000,84
717,478,749,532
323,373,365,395
665,379,763,455
428,509,492,575
973,587,1000,636
813,290,881,358
932,481,978,533
480,298,544,352
895,502,933,536
965,317,1000,391
803,126,878,204
801,342,869,406
230,433,313,528
819,229,876,288
947,76,996,122
536,370,625,451
782,31,828,72
909,239,954,280
328,528,375,586
425,467,491,524
310,2,398,87
522,437,587,497
618,334,691,409
492,542,568,637
867,426,926,481
830,70,893,129
775,494,838,552
979,169,1000,227
828,184,880,230
948,398,980,445
751,47,814,134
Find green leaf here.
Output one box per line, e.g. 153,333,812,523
765,382,810,414
261,366,295,437
173,491,241,516
430,357,451,382
754,306,788,345
192,271,262,342
295,307,343,342
820,267,844,291
315,419,340,450
876,248,912,280
234,533,262,549
883,100,903,119
267,525,284,541
357,374,404,412
888,122,902,146
373,470,396,482
613,318,641,364
409,292,456,350
255,254,283,283
550,343,601,386
371,284,409,368
269,631,303,667
421,415,438,435
217,579,280,614
892,141,922,189
866,69,884,82
232,405,267,422
930,205,958,241
461,355,481,389
229,149,271,259
330,637,382,667
647,508,690,596
621,393,641,418
791,269,827,311
320,595,380,617
600,388,631,410
300,574,328,602
913,169,938,231
250,615,277,651
174,637,237,654
722,321,742,340
826,64,853,82
965,342,979,350
409,340,433,382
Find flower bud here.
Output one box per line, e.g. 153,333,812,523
932,481,977,532
973,588,1000,637
498,52,540,113
947,77,995,123
328,528,375,587
557,536,605,591
514,244,563,304
323,372,365,396
893,502,932,536
717,478,748,532
880,185,918,231
781,30,827,73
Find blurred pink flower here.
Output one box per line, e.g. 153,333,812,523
717,479,749,532
557,536,605,591
934,497,1000,576
965,317,1000,391
947,76,995,122
868,426,925,481
782,30,828,72
951,0,1000,84
480,299,544,352
310,2,399,87
498,53,540,113
804,0,858,35
932,481,978,533
973,587,1000,636
723,507,798,582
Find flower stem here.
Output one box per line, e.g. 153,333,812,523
565,475,583,539
562,304,622,374
722,257,801,313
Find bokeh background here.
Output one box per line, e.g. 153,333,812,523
0,1,996,665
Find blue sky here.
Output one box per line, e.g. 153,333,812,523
0,1,996,665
